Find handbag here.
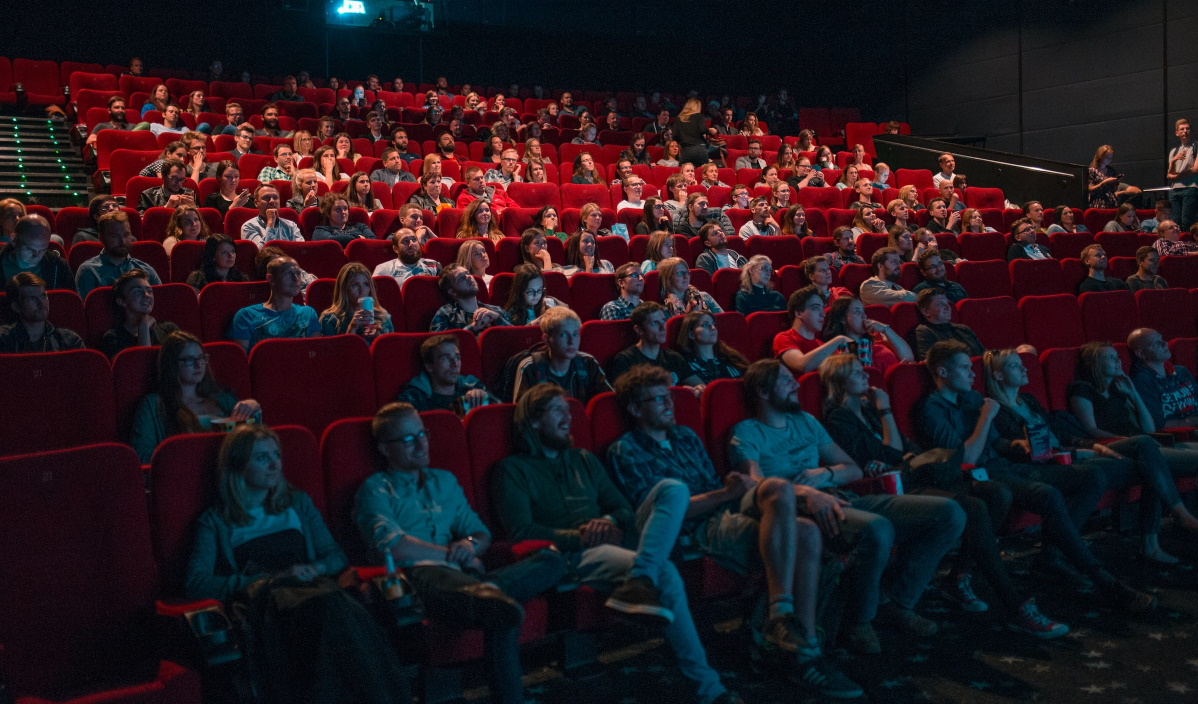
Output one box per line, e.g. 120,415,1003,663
900,446,965,492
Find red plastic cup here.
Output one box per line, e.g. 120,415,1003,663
1052,452,1072,465
877,471,904,495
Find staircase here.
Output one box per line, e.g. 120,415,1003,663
0,116,90,209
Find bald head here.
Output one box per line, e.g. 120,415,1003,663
1127,327,1169,364
12,215,52,268
13,214,51,244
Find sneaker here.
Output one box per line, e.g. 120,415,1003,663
1007,598,1069,639
762,614,802,653
877,602,939,637
605,576,675,624
946,573,989,613
1100,580,1157,615
841,622,881,655
792,656,865,699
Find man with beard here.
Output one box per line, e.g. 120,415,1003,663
859,247,916,307
216,101,246,135
436,132,459,162
228,255,320,351
75,210,162,299
430,265,511,334
85,96,132,151
373,227,441,285
254,103,293,138
136,159,197,212
0,272,85,352
389,127,420,163
824,227,865,271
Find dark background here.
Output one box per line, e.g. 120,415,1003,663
6,0,1195,184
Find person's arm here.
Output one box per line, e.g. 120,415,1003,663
184,512,264,601
959,398,1000,465
870,321,913,362
1112,376,1156,433
1130,370,1169,429
860,279,915,305
129,395,165,464
869,389,903,452
1069,394,1122,439
779,334,854,374
694,251,717,276
584,451,635,528
817,441,863,484
492,459,586,551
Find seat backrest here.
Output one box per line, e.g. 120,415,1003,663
269,240,349,280
1019,294,1085,350
1136,288,1197,340
579,319,638,369
0,443,158,697
1040,347,1082,410
745,310,790,361
1160,255,1198,290
953,259,1011,299
885,362,935,438
250,335,376,435
701,378,749,476
0,350,116,454
957,232,1006,262
198,281,272,341
507,182,561,209
1079,290,1139,344
956,296,1024,350
1046,231,1094,260
478,324,546,392
371,330,481,406
560,183,611,209
1009,258,1066,298
586,387,703,462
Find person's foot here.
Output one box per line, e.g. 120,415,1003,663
791,655,864,699
1031,552,1093,590
605,576,674,624
762,614,803,653
451,584,523,629
945,572,989,613
841,622,881,654
1141,548,1180,565
1006,598,1069,639
1099,580,1157,615
876,602,939,637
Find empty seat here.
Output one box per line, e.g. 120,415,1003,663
0,350,116,454
269,240,349,279
250,335,376,435
507,182,561,209
700,378,749,476
963,187,1004,209
1019,294,1085,351
956,297,1024,350
953,259,1011,298
745,310,790,361
958,232,1006,262
1047,231,1094,260
885,362,934,438
1160,255,1198,290
579,319,638,369
1136,288,1197,340
1079,290,1139,344
0,444,201,703
569,273,619,321
1009,259,1066,298
1040,347,1082,410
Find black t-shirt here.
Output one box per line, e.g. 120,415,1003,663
1066,381,1141,437
607,346,691,386
1077,276,1128,294
100,321,180,359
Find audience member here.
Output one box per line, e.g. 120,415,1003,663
534,205,564,241
911,249,967,302
738,197,781,238
1006,218,1052,260
695,223,747,275
916,342,1157,614
369,148,416,187
599,263,645,321
484,149,523,186
457,166,517,218
1127,327,1198,438
161,205,210,256
286,169,321,212
1121,246,1166,291
186,235,248,291
779,204,813,238
735,140,767,170
822,296,913,374
99,269,179,358
848,180,880,211
731,359,964,652
85,96,133,151
456,240,493,285
1045,206,1087,234
70,195,120,244
658,257,722,315
253,104,292,138
228,256,320,351
311,193,371,246
802,256,852,300
563,229,614,276
1151,219,1198,257
911,289,986,359
850,208,886,238
256,143,296,183
136,159,196,212
76,211,162,299
818,354,1068,638
638,199,675,237
318,263,393,338
674,311,749,384
129,331,260,462
240,186,302,246
733,255,785,315
0,272,84,352
859,247,916,307
430,265,511,334
493,383,744,704
825,228,865,270
0,215,73,291
397,335,496,415
187,424,412,703
312,145,349,184
616,176,647,211
230,126,260,162
373,227,440,285
932,153,956,187
204,161,251,216
511,307,609,403
503,263,563,326
923,198,959,235
409,172,455,212
774,286,855,374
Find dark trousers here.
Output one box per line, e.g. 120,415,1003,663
990,461,1106,573
407,550,567,704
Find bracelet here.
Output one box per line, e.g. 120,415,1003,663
878,408,892,416
823,466,835,483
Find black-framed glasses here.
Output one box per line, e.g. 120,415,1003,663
381,429,428,445
177,354,209,367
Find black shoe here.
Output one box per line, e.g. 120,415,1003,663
792,656,865,699
605,576,675,624
452,583,523,630
1100,580,1157,615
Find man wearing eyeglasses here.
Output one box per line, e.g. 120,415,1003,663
735,140,767,171
610,158,635,186
0,215,73,292
357,402,567,704
1006,218,1053,261
598,263,645,321
230,125,261,163
616,176,646,211
483,149,523,186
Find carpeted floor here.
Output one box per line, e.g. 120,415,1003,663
471,524,1198,703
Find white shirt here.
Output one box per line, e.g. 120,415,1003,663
616,199,644,210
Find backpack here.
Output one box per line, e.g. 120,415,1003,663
494,342,548,403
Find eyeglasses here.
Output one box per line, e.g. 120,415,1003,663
177,354,209,367
619,271,644,280
381,429,428,445
638,392,673,406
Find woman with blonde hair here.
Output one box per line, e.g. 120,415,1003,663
319,262,392,337
455,239,493,285
640,230,677,273
656,140,681,167
899,184,925,211
698,162,727,188
525,160,549,185
672,97,709,166
657,256,722,315
1087,144,1141,208
163,204,211,255
739,111,765,137
850,207,886,237
455,199,503,243
185,424,412,703
733,255,785,315
291,130,314,158
523,137,550,165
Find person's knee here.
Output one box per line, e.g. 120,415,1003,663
650,478,690,509
758,477,795,509
936,498,968,535
858,514,895,555
795,516,822,555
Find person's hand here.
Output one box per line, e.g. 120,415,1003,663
722,471,756,499
191,151,204,170
264,208,278,227
446,539,477,565
1092,443,1124,460
1008,438,1031,455
1111,374,1135,396
862,319,885,335
869,387,890,410
831,334,855,349
350,308,375,333
139,314,157,333
472,307,497,329
536,249,553,268
947,210,961,228
981,398,1001,421
579,519,622,547
304,189,319,206
583,255,596,271
690,383,705,397
764,215,779,230
233,190,252,208
230,399,261,422
798,489,849,537
167,194,184,207
463,388,489,409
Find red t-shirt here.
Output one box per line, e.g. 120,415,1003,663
773,328,822,357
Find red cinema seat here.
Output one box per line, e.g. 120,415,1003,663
0,444,202,704
478,325,546,393
796,187,841,210
895,169,934,190
1169,337,1198,373
12,58,64,104
963,187,1004,209
1019,294,1085,351
1136,288,1197,340
958,232,1006,262
746,310,790,361
346,238,396,272
1009,258,1067,298
401,275,468,332
198,281,272,341
580,319,638,369
269,240,349,279
1094,231,1140,259
746,235,803,267
250,335,376,434
700,379,749,476
0,350,116,454
596,236,630,268
84,283,201,349
0,289,84,334
560,183,611,209
885,362,934,438
1047,231,1094,261
371,330,480,407
1083,209,1118,234
1040,347,1082,410
956,297,1024,350
1079,290,1139,344
507,182,561,209
839,263,872,296
499,207,538,239
1160,255,1198,290
889,302,920,340
953,259,1011,298
569,273,619,322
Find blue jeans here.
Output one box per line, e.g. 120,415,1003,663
834,494,966,623
1081,435,1182,536
571,479,727,704
407,549,568,704
1170,187,1197,230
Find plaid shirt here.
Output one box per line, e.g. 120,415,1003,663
607,425,721,508
1153,237,1198,257
483,168,520,185
430,300,512,333
599,296,640,321
256,166,294,182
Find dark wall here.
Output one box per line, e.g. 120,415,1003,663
7,1,1192,185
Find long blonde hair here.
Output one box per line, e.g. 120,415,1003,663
321,262,390,330
677,98,702,122
818,352,862,408
217,425,295,526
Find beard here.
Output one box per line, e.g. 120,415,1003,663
111,111,127,124
769,389,803,414
264,118,279,130
540,429,573,452
398,250,421,265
